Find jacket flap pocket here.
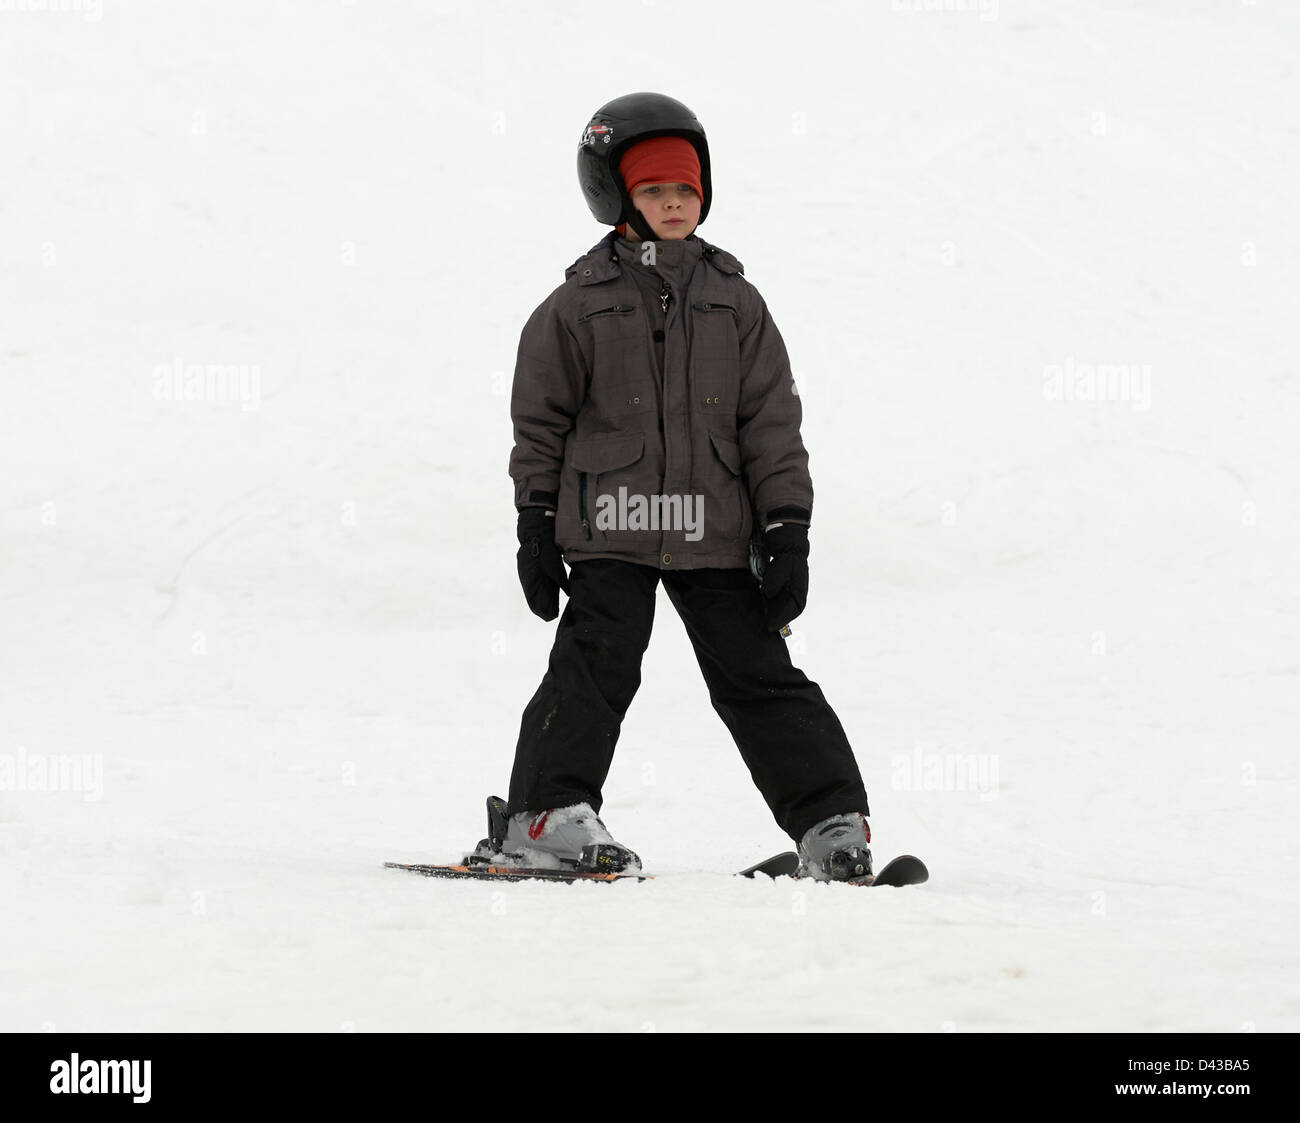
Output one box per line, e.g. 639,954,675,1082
708,431,742,476
570,433,645,474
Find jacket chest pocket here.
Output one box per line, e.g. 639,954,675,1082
691,301,741,414
577,302,655,419
577,304,638,324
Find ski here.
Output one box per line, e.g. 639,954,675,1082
384,861,647,883
740,850,929,887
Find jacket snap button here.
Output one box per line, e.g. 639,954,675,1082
583,268,592,276
662,553,671,565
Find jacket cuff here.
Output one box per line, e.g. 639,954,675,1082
764,505,811,529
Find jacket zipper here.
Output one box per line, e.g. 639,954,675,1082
692,301,739,317
578,471,592,540
577,298,645,538
577,304,636,323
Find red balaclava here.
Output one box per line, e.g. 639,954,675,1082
615,135,703,239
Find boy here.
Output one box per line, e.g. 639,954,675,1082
498,92,872,881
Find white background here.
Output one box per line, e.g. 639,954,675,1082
1,0,1296,1031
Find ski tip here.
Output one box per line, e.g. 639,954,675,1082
868,854,929,887
895,855,929,882
738,851,801,879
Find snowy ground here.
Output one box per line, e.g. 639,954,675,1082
2,0,1297,1032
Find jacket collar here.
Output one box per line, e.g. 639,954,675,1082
566,229,744,285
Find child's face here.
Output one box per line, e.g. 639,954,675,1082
629,181,701,240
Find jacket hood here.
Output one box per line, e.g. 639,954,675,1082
565,230,744,287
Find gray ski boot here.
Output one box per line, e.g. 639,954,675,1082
796,811,873,882
466,795,641,874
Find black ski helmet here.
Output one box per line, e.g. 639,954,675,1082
577,92,712,237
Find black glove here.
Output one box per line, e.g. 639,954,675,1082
516,507,570,621
758,523,809,632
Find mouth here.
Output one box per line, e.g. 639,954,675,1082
663,219,685,225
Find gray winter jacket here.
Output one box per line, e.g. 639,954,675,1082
509,229,813,570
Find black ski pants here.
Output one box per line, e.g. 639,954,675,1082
507,559,870,843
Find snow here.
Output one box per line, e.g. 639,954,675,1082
1,0,1297,1032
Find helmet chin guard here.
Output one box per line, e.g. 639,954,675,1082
577,92,712,232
